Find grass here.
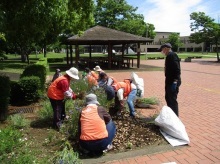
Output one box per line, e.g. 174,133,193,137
0,52,217,75
140,52,217,60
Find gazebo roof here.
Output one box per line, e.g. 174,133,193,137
66,25,152,45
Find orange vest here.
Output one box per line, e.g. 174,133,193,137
47,76,70,100
87,73,98,87
112,79,131,98
80,105,108,141
91,71,98,80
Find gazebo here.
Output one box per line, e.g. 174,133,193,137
65,25,152,69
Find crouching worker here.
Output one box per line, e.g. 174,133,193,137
112,79,137,118
47,67,84,129
79,93,116,154
98,72,117,101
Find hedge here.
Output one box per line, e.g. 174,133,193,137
0,74,10,121
20,64,46,90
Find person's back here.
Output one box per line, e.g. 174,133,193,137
52,69,62,82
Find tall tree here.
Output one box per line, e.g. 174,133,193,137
94,0,151,37
0,0,68,62
190,12,220,61
165,33,182,52
145,23,156,39
0,0,104,62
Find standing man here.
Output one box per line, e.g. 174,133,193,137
47,67,82,129
159,43,181,116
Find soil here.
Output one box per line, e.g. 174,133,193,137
5,103,167,160
109,110,167,152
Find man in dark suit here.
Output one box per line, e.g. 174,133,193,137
159,43,181,116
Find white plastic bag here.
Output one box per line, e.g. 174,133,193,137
155,106,190,145
131,72,144,97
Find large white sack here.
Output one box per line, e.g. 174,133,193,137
155,106,190,144
131,72,144,97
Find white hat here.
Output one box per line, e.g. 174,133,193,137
93,65,103,72
85,93,100,105
66,67,79,79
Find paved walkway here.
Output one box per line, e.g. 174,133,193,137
103,58,220,164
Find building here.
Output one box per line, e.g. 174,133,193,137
140,32,206,53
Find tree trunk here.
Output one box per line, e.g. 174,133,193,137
215,43,220,62
26,54,30,64
21,53,27,62
44,44,47,57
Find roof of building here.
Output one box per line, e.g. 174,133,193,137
66,25,152,45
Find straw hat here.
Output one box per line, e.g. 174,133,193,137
93,65,103,72
66,67,79,79
85,93,100,105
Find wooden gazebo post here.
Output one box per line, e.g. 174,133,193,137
137,43,140,68
66,45,69,65
108,43,112,69
75,44,79,67
70,45,73,65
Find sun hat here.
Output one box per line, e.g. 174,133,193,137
93,65,103,72
85,93,100,105
66,67,79,79
158,43,172,51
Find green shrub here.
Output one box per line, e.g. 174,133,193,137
19,76,41,104
9,114,30,129
0,126,22,155
60,100,81,139
70,79,90,94
35,57,48,68
37,99,53,120
20,64,46,90
2,151,37,164
0,74,10,121
54,142,82,164
138,97,159,105
10,81,24,106
0,54,8,59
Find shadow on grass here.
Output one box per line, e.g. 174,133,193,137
0,60,27,70
30,118,54,129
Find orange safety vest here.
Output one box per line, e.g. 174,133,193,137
112,79,131,98
80,105,108,141
87,73,98,87
47,76,70,100
91,71,99,80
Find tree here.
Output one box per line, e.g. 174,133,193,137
164,33,182,52
145,23,156,39
94,0,151,37
0,0,104,62
0,33,6,54
0,0,69,62
190,12,220,61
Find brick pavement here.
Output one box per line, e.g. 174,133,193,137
104,58,220,164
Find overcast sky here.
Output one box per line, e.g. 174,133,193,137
126,0,220,36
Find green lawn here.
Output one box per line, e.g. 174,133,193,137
140,52,217,60
0,52,217,75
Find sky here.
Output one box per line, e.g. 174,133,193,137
126,0,220,36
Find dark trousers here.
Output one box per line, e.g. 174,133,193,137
49,98,66,128
79,120,116,152
165,84,180,116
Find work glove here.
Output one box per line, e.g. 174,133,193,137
171,82,177,92
76,91,86,100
